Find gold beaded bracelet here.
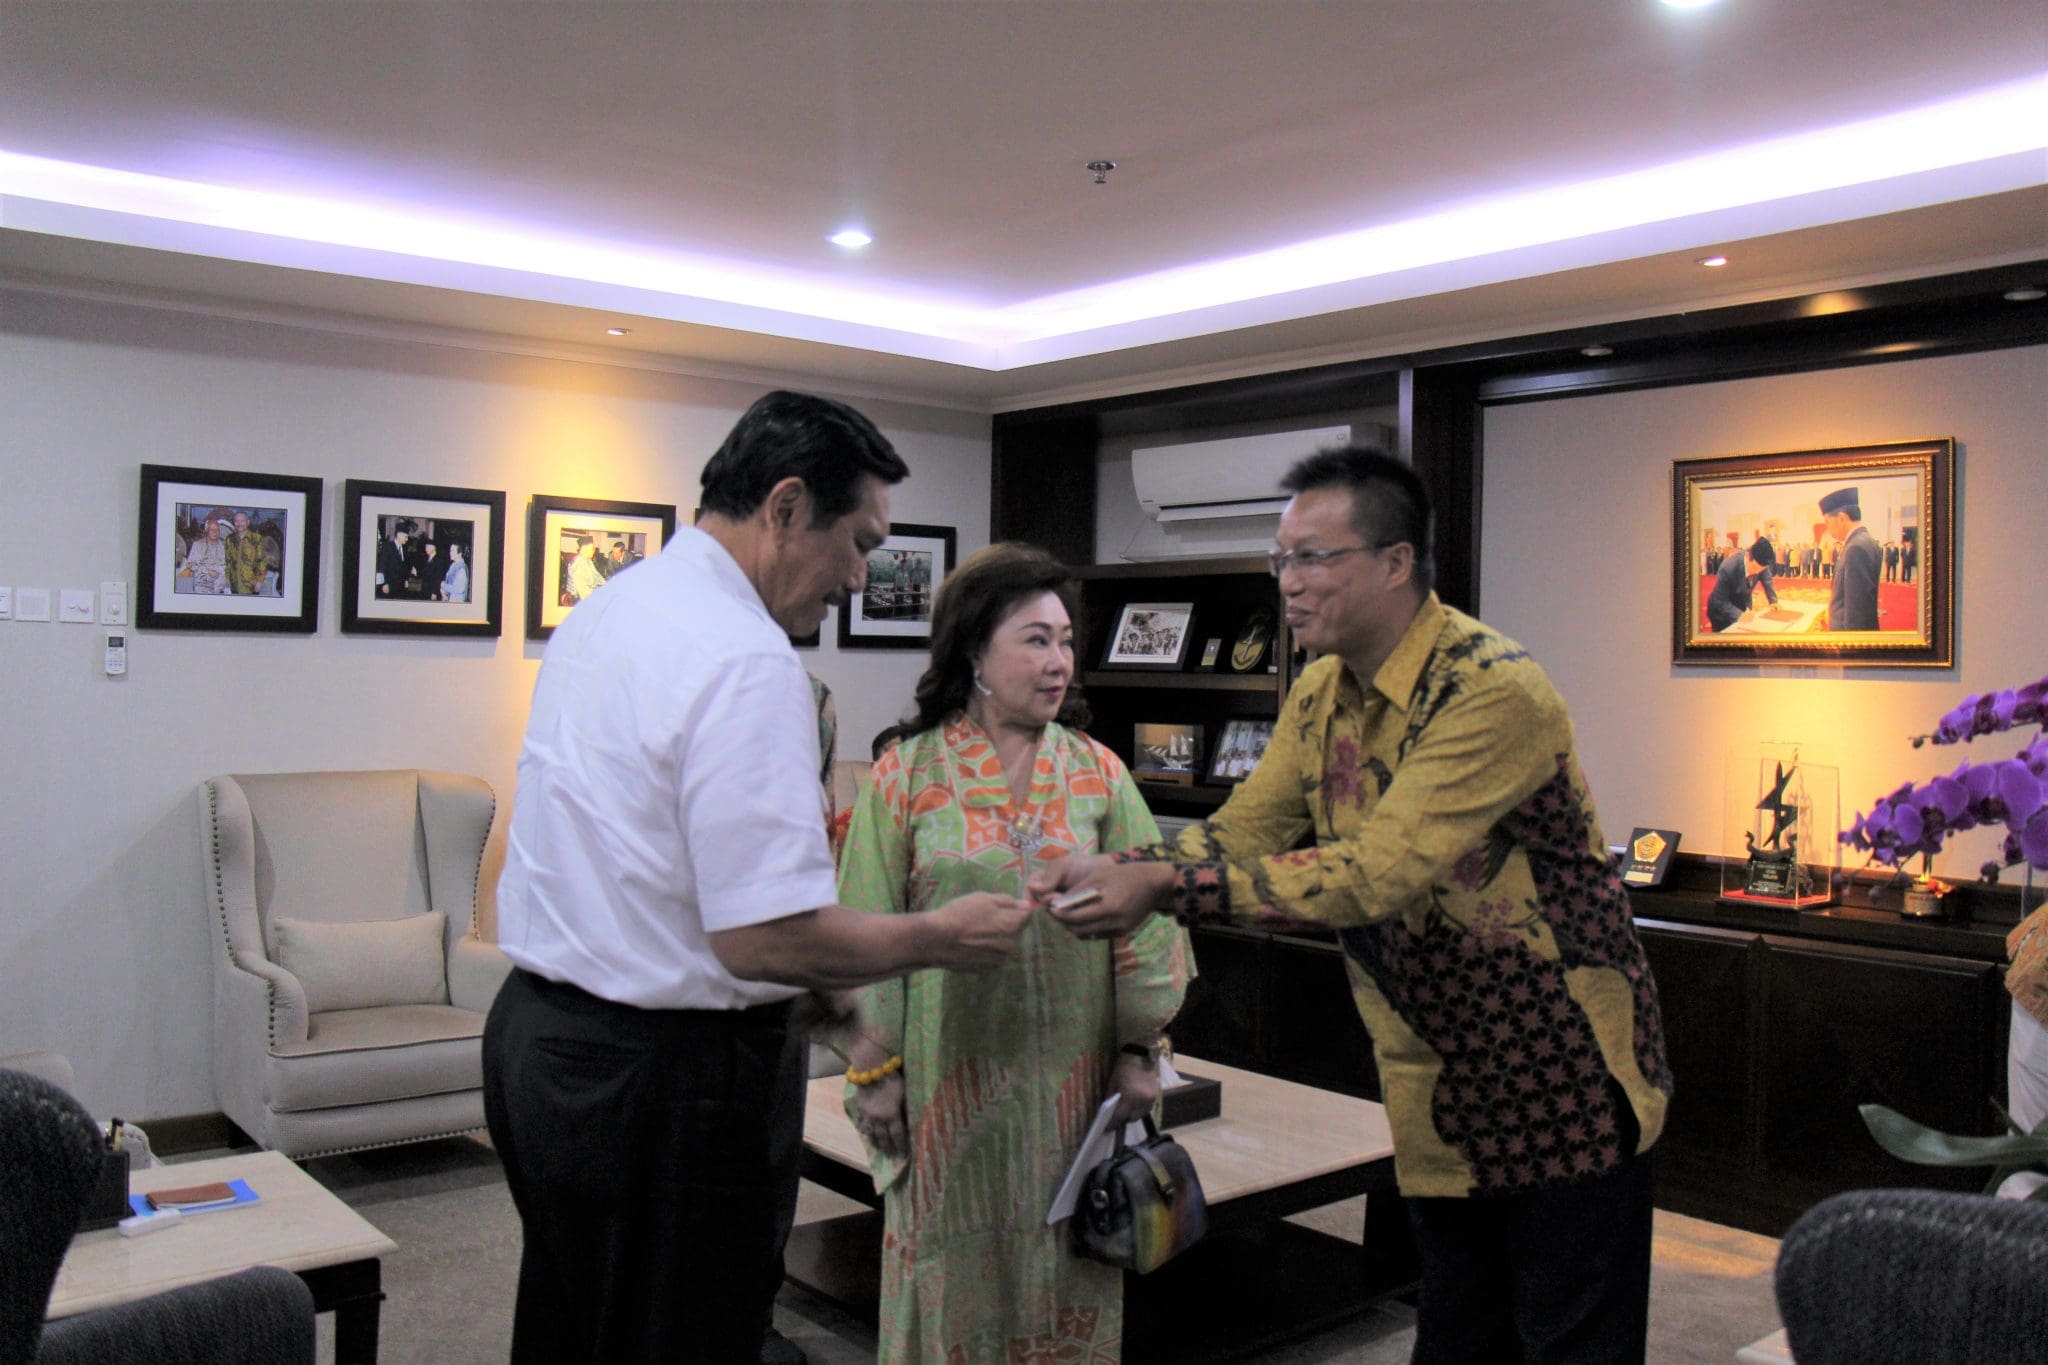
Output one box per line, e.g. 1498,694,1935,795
847,1054,903,1087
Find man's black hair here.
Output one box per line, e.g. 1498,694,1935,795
698,390,909,527
1749,536,1775,568
1279,444,1436,594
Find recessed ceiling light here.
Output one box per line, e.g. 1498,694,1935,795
829,228,873,249
1658,0,1721,10
1697,255,1729,268
2005,287,2045,302
606,326,631,336
1580,344,1614,358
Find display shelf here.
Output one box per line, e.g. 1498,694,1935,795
1084,671,1275,693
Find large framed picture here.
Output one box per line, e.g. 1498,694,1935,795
1133,722,1203,786
527,494,677,639
136,464,324,633
1672,439,1953,667
1102,601,1196,671
838,522,956,650
1208,718,1276,784
340,479,506,637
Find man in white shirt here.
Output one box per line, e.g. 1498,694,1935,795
484,390,1032,1364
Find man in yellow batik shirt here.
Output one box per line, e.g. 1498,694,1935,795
1036,446,1672,1365
224,511,269,595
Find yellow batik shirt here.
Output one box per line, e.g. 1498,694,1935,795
1150,594,1672,1197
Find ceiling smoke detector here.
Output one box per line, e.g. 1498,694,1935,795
1086,160,1116,185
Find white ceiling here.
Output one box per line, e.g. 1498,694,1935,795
2,1,2044,409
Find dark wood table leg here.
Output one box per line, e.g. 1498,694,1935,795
297,1258,386,1365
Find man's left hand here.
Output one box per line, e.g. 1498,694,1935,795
1033,855,1175,940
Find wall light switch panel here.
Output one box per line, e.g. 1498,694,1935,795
14,587,51,621
100,580,128,625
60,588,96,623
0,587,11,619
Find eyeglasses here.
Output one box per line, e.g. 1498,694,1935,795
1267,543,1392,578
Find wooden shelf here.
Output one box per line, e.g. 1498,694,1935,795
1084,670,1277,693
1139,783,1232,808
1073,555,1271,580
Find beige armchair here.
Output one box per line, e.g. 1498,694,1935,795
202,769,511,1157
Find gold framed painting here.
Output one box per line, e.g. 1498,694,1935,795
1672,439,1953,667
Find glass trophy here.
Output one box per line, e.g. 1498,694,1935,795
1719,742,1838,909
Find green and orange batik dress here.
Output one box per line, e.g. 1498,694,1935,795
839,717,1190,1364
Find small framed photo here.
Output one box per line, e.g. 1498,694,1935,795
137,464,324,633
1199,638,1223,669
1209,718,1276,784
340,479,506,637
1133,722,1204,786
1103,601,1195,670
839,522,956,650
527,494,678,639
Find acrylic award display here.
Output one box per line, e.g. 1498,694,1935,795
1719,742,1838,909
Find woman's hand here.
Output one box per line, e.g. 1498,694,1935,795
854,1072,909,1159
1107,1051,1161,1124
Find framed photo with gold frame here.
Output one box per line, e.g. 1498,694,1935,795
1672,439,1952,667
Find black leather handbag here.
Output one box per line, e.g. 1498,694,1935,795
1070,1116,1208,1273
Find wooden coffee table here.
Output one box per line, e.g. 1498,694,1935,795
49,1149,397,1364
788,1055,1415,1363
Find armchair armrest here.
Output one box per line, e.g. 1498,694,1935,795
39,1265,315,1365
448,935,513,1013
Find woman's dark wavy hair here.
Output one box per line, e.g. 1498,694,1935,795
907,542,1090,734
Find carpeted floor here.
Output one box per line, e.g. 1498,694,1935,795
191,1135,1789,1364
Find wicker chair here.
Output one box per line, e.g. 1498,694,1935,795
1774,1186,2048,1365
0,1067,314,1364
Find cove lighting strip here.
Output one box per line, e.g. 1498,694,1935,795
2,75,2041,366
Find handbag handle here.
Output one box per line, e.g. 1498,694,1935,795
1108,1115,1178,1200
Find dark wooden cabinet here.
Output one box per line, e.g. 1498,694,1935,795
1635,898,2012,1236
1173,899,2014,1237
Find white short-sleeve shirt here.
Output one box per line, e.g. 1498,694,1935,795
496,527,836,1008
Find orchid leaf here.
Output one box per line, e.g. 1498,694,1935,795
1859,1103,2048,1168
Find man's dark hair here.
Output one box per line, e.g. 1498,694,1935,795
1749,536,1775,568
909,542,1089,734
698,390,909,526
1279,444,1436,594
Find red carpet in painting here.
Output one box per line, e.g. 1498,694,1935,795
1696,573,1920,634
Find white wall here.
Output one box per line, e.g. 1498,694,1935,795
1482,345,2048,881
0,287,990,1121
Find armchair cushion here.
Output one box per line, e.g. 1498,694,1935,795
265,1005,486,1113
273,912,448,1013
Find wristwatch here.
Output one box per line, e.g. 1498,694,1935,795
1119,1041,1160,1065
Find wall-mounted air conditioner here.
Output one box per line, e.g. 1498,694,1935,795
1131,425,1352,523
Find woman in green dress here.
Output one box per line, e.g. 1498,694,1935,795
839,543,1191,1363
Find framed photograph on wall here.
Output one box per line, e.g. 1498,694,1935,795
136,464,324,633
838,522,956,650
341,479,506,637
1132,722,1203,786
526,494,677,640
1672,439,1953,667
1102,601,1196,670
1208,718,1276,784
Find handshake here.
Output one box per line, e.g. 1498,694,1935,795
921,854,1179,969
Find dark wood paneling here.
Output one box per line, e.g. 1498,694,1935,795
1172,927,1266,1073
1264,938,1381,1100
1759,939,2005,1196
1639,924,1755,1163
989,410,1097,566
1399,365,1482,614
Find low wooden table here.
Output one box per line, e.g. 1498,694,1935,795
789,1055,1415,1363
49,1150,397,1364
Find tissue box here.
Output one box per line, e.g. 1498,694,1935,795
1159,1073,1222,1129
79,1147,131,1232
